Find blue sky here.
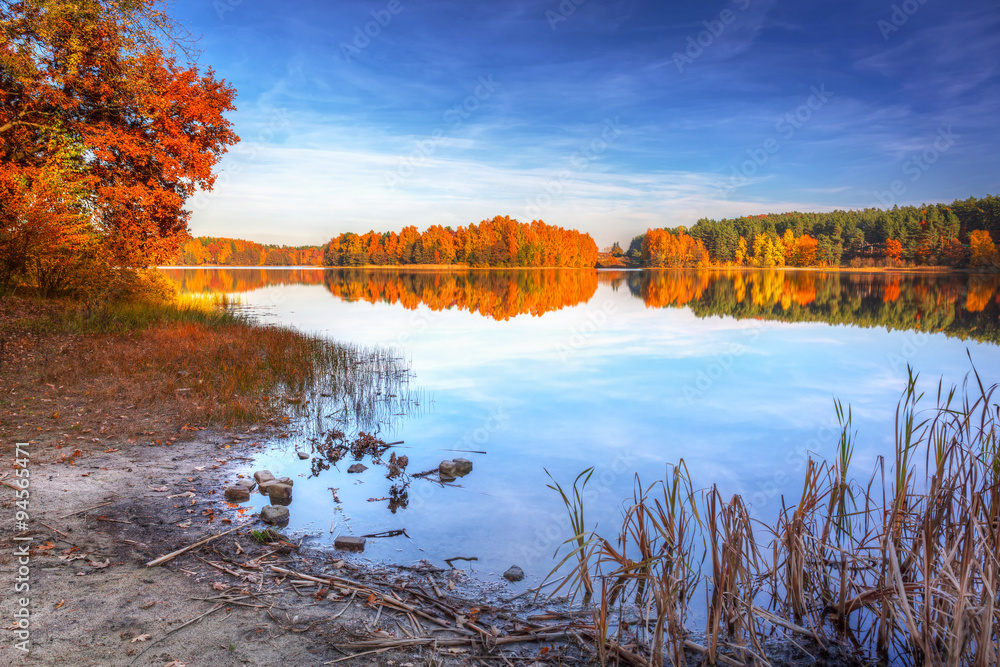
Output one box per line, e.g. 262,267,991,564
175,0,1000,247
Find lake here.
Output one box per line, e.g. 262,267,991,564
161,267,1000,588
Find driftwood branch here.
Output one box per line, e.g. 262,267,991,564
146,527,239,567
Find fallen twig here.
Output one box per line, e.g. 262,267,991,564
58,501,112,519
360,529,408,539
444,556,478,567
39,522,70,539
128,604,225,665
146,527,239,567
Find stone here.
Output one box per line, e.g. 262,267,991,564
254,470,275,485
452,458,473,475
275,477,293,487
266,483,293,504
224,486,250,502
334,535,366,551
297,451,309,459
503,565,525,582
439,460,457,476
347,463,368,474
234,478,256,490
260,506,289,525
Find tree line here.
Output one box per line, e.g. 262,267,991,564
323,216,599,268
626,195,1000,269
176,237,324,267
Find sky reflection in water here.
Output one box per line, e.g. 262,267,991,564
162,268,1000,586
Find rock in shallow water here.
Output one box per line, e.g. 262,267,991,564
224,486,250,502
260,506,289,524
452,458,473,475
347,463,368,473
334,535,366,551
254,470,275,485
267,483,293,504
503,565,525,582
297,451,309,460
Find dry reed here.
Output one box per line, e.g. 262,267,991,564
547,362,1000,666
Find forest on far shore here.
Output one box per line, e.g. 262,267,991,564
622,194,1000,269
172,195,1000,271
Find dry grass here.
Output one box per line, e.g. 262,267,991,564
0,294,413,455
547,363,1000,666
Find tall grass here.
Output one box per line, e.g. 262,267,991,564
547,364,1000,666
6,291,416,433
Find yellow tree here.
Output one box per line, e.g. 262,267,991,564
734,236,748,266
968,230,998,268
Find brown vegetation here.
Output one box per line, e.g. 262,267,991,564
0,291,408,455
546,366,1000,666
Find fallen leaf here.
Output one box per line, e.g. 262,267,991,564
54,600,65,610
130,633,151,643
176,520,192,528
89,558,111,569
211,582,227,591
148,486,169,492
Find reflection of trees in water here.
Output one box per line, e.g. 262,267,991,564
163,268,599,320
162,268,326,294
606,269,1000,344
162,267,1000,343
323,269,599,321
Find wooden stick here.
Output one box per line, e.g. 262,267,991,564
145,527,239,568
334,631,570,651
444,556,478,567
58,501,112,519
128,604,225,665
39,522,70,538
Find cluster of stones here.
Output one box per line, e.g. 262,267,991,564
438,457,473,482
222,470,295,526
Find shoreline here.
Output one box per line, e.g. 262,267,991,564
162,263,994,275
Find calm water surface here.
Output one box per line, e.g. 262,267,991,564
161,268,1000,587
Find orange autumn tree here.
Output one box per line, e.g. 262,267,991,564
968,230,999,269
641,228,710,268
323,217,598,268
0,0,238,294
884,238,904,264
